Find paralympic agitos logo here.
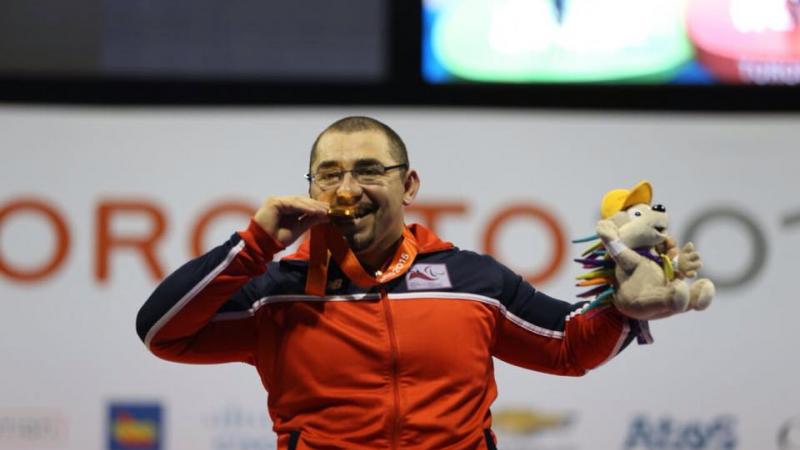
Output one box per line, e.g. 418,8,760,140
408,265,445,281
0,197,796,289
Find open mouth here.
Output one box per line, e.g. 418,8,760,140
654,226,666,233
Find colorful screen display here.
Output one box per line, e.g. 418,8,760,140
423,0,800,85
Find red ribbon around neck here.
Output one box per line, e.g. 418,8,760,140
305,223,419,296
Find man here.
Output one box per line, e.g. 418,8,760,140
136,116,645,450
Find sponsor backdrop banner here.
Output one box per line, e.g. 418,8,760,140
0,106,797,450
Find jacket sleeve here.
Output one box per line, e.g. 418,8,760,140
488,257,648,376
135,220,284,365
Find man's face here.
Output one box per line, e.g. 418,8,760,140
309,129,418,255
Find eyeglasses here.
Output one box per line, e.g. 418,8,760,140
306,163,408,189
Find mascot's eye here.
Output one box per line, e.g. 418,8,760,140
627,208,643,219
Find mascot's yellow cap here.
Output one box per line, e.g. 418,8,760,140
600,180,653,219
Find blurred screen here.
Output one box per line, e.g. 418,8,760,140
0,0,387,81
423,0,800,85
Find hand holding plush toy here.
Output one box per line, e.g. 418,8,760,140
574,180,714,321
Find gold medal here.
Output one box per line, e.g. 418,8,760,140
328,205,356,218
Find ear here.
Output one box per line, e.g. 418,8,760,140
402,169,420,206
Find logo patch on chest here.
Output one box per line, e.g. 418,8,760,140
405,263,452,290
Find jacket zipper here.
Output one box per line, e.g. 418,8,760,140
379,285,401,450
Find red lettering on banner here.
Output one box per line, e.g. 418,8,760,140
0,198,70,282
190,200,255,257
95,200,166,282
1,197,572,286
482,203,565,285
406,202,467,235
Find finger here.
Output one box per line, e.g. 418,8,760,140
685,270,697,278
682,242,695,252
278,197,329,217
687,253,701,262
303,197,332,210
298,212,329,226
293,196,329,210
684,261,701,271
287,213,329,239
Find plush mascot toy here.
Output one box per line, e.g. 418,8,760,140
574,180,714,321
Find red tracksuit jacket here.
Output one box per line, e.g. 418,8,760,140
136,221,644,449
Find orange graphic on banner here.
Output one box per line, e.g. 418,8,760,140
190,200,255,257
483,203,566,285
95,200,167,282
0,198,70,282
0,196,567,286
113,412,157,445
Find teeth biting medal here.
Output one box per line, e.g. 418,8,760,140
324,190,358,218
328,205,357,217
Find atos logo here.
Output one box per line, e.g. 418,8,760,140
108,402,163,450
623,415,737,450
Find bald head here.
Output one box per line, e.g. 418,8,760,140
309,116,408,171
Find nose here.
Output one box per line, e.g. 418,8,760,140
335,171,362,204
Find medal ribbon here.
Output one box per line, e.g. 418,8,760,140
305,223,419,296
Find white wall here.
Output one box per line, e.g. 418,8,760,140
0,106,798,450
